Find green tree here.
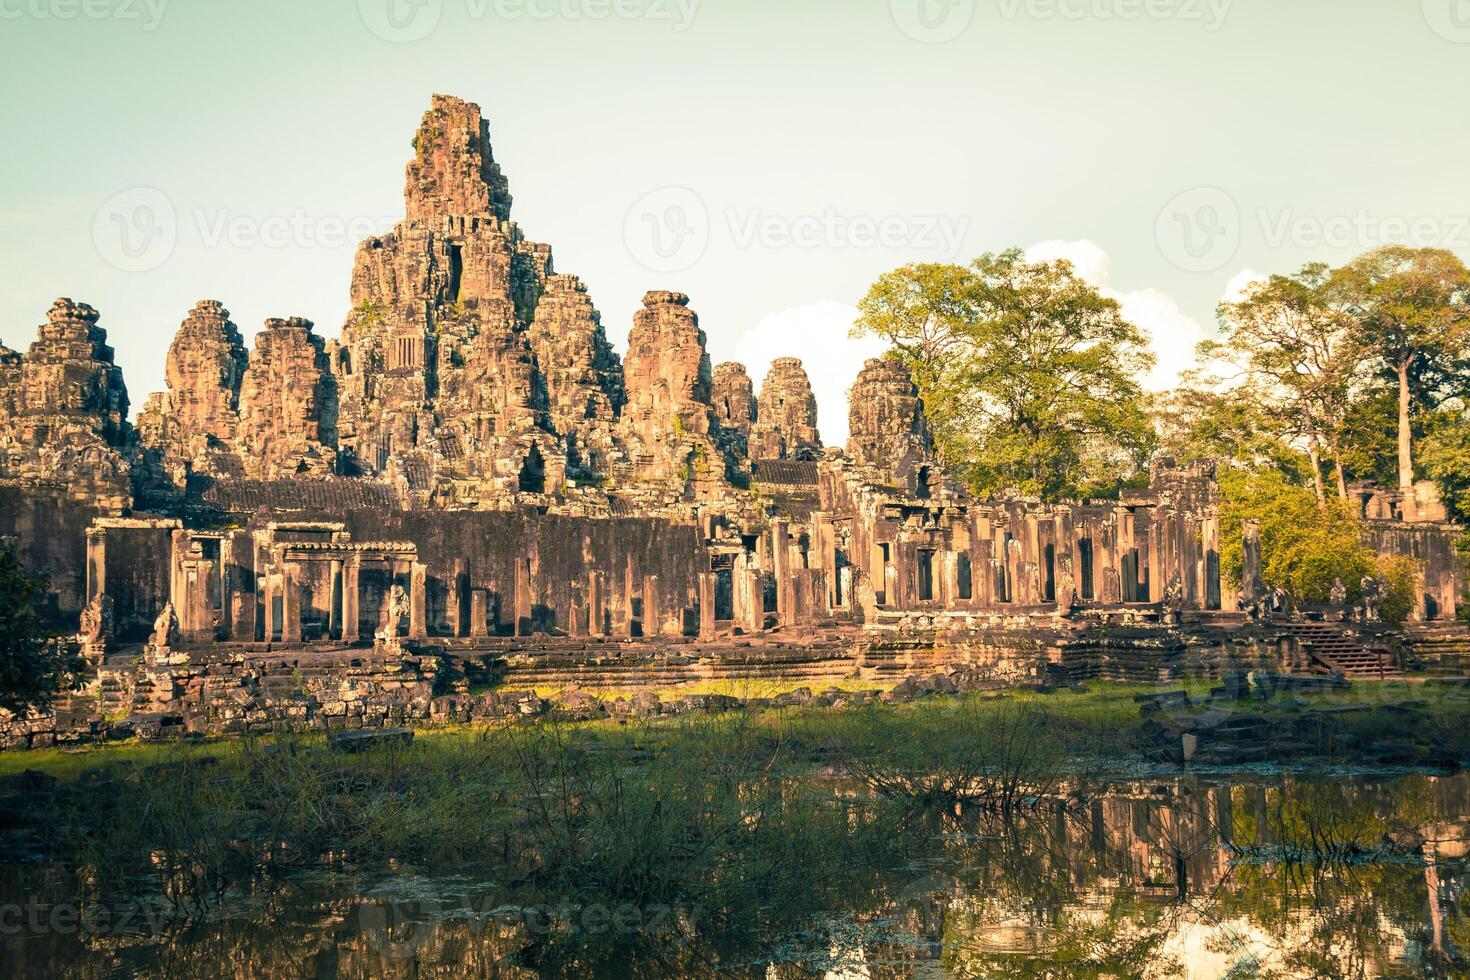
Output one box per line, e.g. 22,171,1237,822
855,249,1156,500
1420,404,1470,521
1331,246,1470,490
1216,468,1375,605
1207,264,1366,505
1152,385,1312,482
0,546,70,717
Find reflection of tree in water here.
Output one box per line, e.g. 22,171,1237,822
7,772,1470,977
837,774,1470,979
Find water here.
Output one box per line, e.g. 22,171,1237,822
4,770,1469,978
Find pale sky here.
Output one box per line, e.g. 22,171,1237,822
3,0,1469,444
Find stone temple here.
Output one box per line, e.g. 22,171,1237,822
0,95,1465,746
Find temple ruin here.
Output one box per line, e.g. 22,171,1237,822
0,94,1465,746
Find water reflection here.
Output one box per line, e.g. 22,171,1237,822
4,772,1469,978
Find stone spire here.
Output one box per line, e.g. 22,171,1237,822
750,357,821,461
528,274,625,478
404,94,513,224
619,291,724,489
712,361,754,457
237,318,338,479
136,300,249,484
0,299,132,509
846,358,936,495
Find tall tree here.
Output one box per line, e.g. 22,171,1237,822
1207,264,1366,505
0,546,71,717
855,249,1156,500
1331,246,1470,490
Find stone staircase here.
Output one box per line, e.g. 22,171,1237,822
1285,622,1400,678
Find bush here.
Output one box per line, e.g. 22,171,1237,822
1217,469,1375,605
1376,556,1419,626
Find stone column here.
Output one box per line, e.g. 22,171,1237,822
745,569,766,632
448,560,465,637
469,590,490,638
85,526,106,604
341,555,361,643
262,571,278,643
329,558,343,639
587,570,606,637
409,561,428,639
698,571,717,638
514,557,532,637
281,562,302,644
1241,520,1262,601
770,520,790,626
643,574,661,637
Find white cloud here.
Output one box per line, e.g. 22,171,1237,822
1223,267,1267,304
1026,239,1212,391
730,300,889,447
1024,239,1111,288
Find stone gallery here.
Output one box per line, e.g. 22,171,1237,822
0,96,1463,746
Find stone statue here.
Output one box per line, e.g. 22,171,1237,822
1268,586,1290,617
375,584,410,647
1359,576,1384,623
1237,587,1264,622
79,593,114,645
149,601,180,648
1330,577,1348,610
1161,575,1185,627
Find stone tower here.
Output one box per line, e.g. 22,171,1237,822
750,357,821,461
846,358,936,496
236,318,338,480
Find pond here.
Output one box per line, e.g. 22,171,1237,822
3,768,1468,978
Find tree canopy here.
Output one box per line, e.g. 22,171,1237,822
0,546,71,718
855,249,1156,500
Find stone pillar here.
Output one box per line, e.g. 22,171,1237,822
1147,514,1164,604
587,570,606,637
1241,520,1263,601
342,556,361,643
261,571,278,643
643,574,661,637
409,561,428,639
770,520,790,626
744,569,765,633
329,559,343,638
469,589,490,638
448,560,465,637
698,571,717,638
515,557,532,636
86,526,106,604
281,562,302,644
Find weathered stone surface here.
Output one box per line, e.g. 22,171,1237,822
618,291,725,492
0,299,131,509
136,300,248,487
846,357,935,493
750,357,821,461
237,318,338,479
528,274,624,481
405,93,512,224
712,361,755,457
